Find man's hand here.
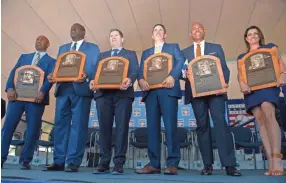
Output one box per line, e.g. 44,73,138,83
89,80,98,91
35,91,45,104
47,73,55,83
216,84,228,95
138,79,150,91
120,78,131,90
74,72,87,83
162,75,175,88
7,89,17,101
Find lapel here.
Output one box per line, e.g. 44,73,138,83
78,41,87,52
204,42,210,55
117,48,126,57
37,54,48,66
27,53,36,65
161,43,167,53
148,46,154,56
186,45,195,62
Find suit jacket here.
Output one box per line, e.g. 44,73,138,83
93,48,139,100
138,43,185,102
6,52,56,105
54,41,100,97
182,42,230,104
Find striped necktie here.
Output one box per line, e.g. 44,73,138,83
32,52,40,66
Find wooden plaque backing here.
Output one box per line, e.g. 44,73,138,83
52,51,86,82
94,56,129,89
14,65,44,102
238,47,280,91
143,53,173,89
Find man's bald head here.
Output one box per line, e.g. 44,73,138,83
35,35,50,52
190,22,205,43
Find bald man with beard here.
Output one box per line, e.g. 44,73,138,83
181,22,241,176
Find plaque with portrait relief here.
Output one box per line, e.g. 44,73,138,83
94,56,129,89
238,47,280,91
143,53,172,89
14,65,44,102
187,55,227,97
52,51,86,82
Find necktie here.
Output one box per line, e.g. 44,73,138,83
32,52,40,66
196,43,201,57
155,45,161,54
72,42,77,51
112,49,119,56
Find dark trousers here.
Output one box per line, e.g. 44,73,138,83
96,93,133,166
191,95,236,167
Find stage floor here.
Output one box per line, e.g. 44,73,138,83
1,164,285,183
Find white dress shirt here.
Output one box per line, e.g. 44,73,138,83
70,39,84,51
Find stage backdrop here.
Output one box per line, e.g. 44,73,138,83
88,92,254,128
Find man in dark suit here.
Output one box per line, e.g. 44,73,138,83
46,23,100,172
1,35,55,169
90,29,139,175
135,24,185,175
181,22,241,176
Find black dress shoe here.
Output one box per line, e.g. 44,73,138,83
226,166,242,176
200,165,213,175
20,163,31,170
65,164,79,172
45,163,65,171
112,164,124,175
93,164,110,174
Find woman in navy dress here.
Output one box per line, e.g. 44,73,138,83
237,26,286,176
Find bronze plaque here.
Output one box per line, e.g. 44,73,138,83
143,53,172,89
238,48,280,91
14,65,44,102
187,55,227,97
52,51,86,82
94,56,129,89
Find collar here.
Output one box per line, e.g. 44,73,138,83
154,42,164,47
193,40,205,46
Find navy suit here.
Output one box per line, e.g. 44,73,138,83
94,48,139,166
138,43,184,168
53,41,100,166
1,52,55,164
182,42,236,167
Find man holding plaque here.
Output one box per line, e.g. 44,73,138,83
1,35,55,169
135,24,185,175
46,23,100,172
181,22,241,176
89,29,138,175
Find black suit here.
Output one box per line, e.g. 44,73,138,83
94,48,139,166
182,42,236,167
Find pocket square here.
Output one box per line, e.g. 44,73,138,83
208,52,217,55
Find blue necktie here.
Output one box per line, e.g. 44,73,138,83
112,49,119,56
